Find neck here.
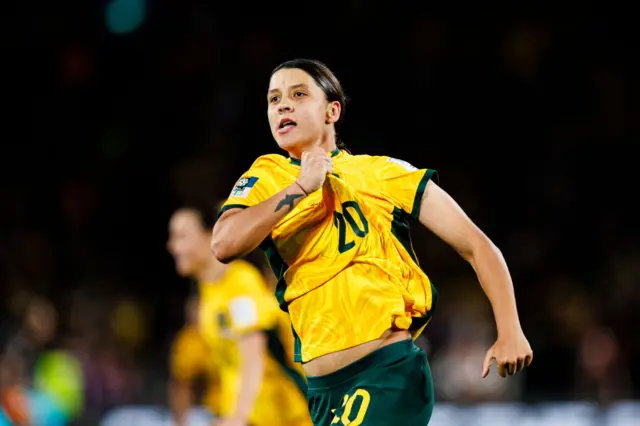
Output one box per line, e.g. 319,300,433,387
195,258,228,283
289,132,337,159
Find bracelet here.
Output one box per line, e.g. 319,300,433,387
294,180,309,196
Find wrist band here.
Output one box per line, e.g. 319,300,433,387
295,181,309,196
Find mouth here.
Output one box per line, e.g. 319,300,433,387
278,118,297,131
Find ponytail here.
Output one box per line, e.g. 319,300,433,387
336,136,351,154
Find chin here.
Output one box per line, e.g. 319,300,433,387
275,139,298,151
175,265,192,277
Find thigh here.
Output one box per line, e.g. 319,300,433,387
331,348,434,426
308,385,348,426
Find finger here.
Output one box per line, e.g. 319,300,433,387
497,362,508,378
315,154,328,164
305,147,324,157
325,158,334,171
312,146,326,154
481,350,494,378
525,353,533,367
516,357,526,373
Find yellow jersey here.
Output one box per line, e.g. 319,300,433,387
197,259,311,426
170,324,221,414
220,149,439,363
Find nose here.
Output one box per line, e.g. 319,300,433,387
278,100,293,114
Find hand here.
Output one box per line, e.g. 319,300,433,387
482,329,533,378
296,147,333,193
212,417,247,426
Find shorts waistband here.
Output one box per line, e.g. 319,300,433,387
306,339,414,390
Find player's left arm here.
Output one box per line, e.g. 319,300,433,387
418,180,533,378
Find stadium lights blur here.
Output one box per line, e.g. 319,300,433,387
105,0,146,35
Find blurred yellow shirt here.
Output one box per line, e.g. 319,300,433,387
198,260,311,426
170,324,221,414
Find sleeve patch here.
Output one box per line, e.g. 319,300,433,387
388,157,417,172
228,296,258,328
231,176,259,198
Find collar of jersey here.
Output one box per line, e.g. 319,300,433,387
289,148,341,166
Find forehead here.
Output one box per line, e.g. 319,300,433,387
170,210,203,232
268,68,319,92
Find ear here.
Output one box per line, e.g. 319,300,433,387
325,101,342,125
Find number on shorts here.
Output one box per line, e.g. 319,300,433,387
330,389,371,425
333,201,369,254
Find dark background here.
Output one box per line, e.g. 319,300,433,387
1,1,638,423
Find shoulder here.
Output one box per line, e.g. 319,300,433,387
347,154,420,174
340,152,380,166
172,326,204,351
249,153,289,170
227,260,267,291
238,155,290,187
229,259,262,276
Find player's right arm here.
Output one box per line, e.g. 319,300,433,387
168,379,192,426
211,148,331,263
168,328,205,426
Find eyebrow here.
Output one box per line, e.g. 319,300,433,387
268,83,308,94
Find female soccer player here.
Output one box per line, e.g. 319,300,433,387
212,59,533,426
167,204,311,426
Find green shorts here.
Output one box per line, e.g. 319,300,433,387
306,339,434,426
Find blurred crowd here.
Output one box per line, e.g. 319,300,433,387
0,291,146,424
2,3,638,425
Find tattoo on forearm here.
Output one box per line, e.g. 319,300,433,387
275,193,304,212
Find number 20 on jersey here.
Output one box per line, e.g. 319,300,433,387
333,201,369,253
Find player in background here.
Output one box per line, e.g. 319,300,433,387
212,59,533,425
167,203,311,426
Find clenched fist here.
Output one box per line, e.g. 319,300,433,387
482,329,533,379
296,147,334,194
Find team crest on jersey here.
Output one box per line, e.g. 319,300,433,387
217,312,228,328
388,157,417,172
216,311,234,338
231,176,258,198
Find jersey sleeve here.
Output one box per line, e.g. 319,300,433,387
169,327,207,381
226,262,279,336
219,157,281,216
380,157,439,220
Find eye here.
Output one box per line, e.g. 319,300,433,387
269,95,280,103
294,91,306,98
